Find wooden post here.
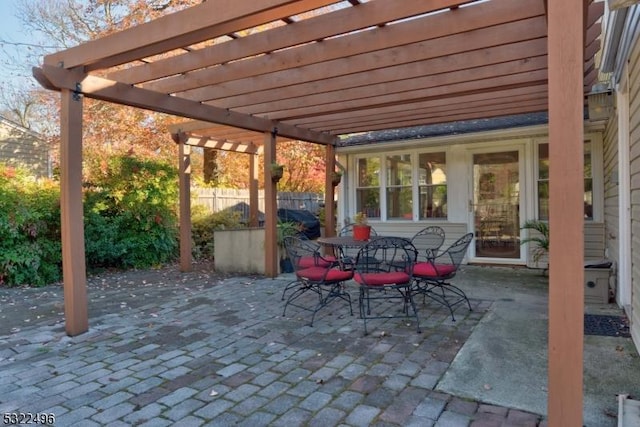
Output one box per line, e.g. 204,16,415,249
325,144,337,238
547,0,584,425
173,132,192,272
249,146,259,227
60,89,88,336
264,130,278,277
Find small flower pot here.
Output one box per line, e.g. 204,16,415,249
353,224,371,241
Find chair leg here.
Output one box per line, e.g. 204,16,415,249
415,280,471,322
281,279,299,301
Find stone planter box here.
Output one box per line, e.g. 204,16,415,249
213,228,288,275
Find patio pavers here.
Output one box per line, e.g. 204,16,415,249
0,264,621,426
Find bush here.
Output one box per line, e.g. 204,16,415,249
191,207,243,260
0,165,62,286
84,156,179,270
0,156,186,286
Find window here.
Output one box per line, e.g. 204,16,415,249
354,151,447,221
537,143,592,220
356,157,380,219
386,154,413,219
418,152,447,219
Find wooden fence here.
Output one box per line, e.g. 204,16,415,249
194,188,323,218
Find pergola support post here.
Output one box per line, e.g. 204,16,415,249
60,88,88,336
249,147,259,227
547,0,585,425
264,130,278,277
324,145,336,238
173,132,192,272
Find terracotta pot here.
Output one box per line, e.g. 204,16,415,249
352,224,371,241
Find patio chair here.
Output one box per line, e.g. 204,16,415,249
282,236,353,326
353,236,420,335
412,233,474,321
280,237,339,302
411,226,446,261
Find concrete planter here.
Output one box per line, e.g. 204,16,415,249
213,228,290,275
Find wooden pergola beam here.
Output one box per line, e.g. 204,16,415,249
547,0,585,424
59,89,88,337
110,0,468,85
44,0,329,70
184,136,260,154
33,65,334,145
146,1,546,94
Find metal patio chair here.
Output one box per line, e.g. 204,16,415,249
353,236,420,335
412,232,474,321
282,236,353,326
411,225,446,261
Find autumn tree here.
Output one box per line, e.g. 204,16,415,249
1,0,326,190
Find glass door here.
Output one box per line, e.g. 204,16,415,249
472,150,521,260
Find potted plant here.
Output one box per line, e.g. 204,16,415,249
520,219,549,274
277,220,301,273
271,162,284,183
331,170,343,186
352,211,371,241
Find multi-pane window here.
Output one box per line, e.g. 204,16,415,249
355,157,381,219
354,152,447,221
418,152,447,219
537,143,592,220
386,154,413,219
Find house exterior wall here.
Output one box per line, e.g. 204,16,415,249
0,118,50,178
337,126,606,268
628,37,640,347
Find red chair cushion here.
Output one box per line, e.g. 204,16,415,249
298,266,353,282
413,262,456,278
297,255,337,268
354,271,410,286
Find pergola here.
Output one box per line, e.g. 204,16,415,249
34,1,604,424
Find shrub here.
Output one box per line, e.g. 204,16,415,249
191,207,243,260
0,165,62,286
83,156,179,270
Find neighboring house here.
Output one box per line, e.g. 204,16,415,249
0,115,50,178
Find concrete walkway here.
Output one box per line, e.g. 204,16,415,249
0,264,637,426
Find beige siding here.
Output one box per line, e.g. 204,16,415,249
629,39,640,346
368,222,470,259
0,120,49,178
603,112,620,270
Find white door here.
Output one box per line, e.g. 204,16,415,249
470,148,524,263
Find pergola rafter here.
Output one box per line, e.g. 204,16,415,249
34,2,605,425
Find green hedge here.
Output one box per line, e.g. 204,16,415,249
0,157,181,286
0,165,62,286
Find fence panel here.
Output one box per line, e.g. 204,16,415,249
194,188,323,219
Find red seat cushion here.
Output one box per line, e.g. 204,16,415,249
413,262,456,278
297,255,337,268
298,266,353,282
354,271,410,286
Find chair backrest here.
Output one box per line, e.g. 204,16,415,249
411,226,445,260
355,236,417,274
283,236,328,274
441,232,474,269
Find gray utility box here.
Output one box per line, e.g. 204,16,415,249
584,259,612,305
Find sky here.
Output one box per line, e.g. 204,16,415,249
0,0,46,91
